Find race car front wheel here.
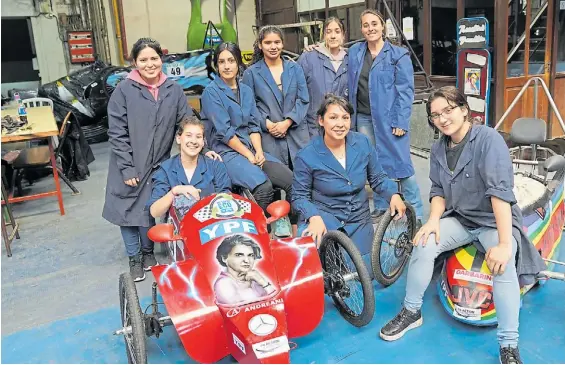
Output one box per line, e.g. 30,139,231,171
371,204,416,286
320,230,375,327
119,273,147,364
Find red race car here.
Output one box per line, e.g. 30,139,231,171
113,193,375,364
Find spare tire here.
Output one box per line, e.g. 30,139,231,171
82,123,109,144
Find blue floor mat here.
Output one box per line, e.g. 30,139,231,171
2,241,564,364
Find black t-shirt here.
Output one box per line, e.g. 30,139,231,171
445,127,478,228
356,47,373,115
445,127,472,172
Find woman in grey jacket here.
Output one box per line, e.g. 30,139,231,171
102,38,218,281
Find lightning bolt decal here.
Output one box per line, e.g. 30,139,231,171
279,237,315,292
159,262,206,307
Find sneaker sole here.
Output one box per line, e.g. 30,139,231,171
133,273,146,282
143,265,155,272
499,355,521,364
379,317,423,341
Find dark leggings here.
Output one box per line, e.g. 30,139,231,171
252,161,298,224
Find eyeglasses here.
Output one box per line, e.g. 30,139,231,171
428,106,457,122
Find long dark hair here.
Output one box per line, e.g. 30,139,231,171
130,37,163,61
251,25,284,65
213,42,246,78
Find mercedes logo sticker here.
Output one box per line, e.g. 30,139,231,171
248,314,277,336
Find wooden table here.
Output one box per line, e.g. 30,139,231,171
1,106,65,215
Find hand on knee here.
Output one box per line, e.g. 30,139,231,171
412,237,439,260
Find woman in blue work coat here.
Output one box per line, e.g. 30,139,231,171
200,42,296,237
242,25,310,169
297,17,349,138
292,94,406,268
380,87,545,364
348,9,424,225
102,38,220,282
148,116,231,218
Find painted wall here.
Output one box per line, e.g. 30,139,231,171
1,0,68,84
116,0,256,59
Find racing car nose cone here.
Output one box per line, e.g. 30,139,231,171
248,314,278,336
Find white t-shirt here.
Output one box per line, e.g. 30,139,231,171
184,168,195,183
337,157,346,169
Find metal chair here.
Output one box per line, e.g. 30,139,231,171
10,111,80,197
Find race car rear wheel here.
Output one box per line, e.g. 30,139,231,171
371,203,416,286
320,230,375,327
119,273,147,364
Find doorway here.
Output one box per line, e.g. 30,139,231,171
1,17,40,96
502,0,556,134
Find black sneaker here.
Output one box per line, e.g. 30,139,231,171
379,307,423,341
142,252,158,271
499,346,522,364
129,255,145,282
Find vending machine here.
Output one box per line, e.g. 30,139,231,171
456,17,492,126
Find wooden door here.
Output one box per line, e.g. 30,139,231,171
502,0,555,133
257,0,299,54
550,76,565,136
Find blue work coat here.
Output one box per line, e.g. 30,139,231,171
297,48,349,137
147,154,232,209
200,77,281,190
292,132,398,255
102,78,191,227
241,58,310,167
429,125,547,285
348,40,415,179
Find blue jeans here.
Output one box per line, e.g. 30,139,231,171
120,226,154,257
356,113,424,220
404,217,520,347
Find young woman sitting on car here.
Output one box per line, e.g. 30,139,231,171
147,116,232,218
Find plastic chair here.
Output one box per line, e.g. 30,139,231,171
10,111,80,197
22,98,57,148
22,97,54,110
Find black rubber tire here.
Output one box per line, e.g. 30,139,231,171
119,273,147,364
319,230,375,327
371,203,416,287
82,124,109,144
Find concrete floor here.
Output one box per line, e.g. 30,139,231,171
1,142,158,335
1,141,563,364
